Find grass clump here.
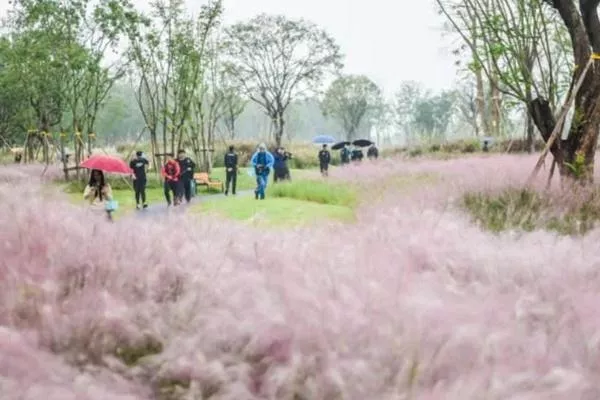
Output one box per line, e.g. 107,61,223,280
463,187,600,235
269,179,357,207
115,334,163,366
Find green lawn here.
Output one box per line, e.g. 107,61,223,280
194,195,355,227
63,167,319,214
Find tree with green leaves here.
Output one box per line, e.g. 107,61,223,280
393,81,457,144
223,14,343,147
320,74,383,141
437,0,570,151
5,0,142,170
532,0,600,182
127,0,222,168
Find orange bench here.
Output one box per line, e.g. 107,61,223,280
193,172,224,193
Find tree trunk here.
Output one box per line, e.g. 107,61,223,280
563,75,600,183
274,112,284,148
526,112,534,154
543,0,600,183
528,98,565,174
490,77,501,137
474,68,489,137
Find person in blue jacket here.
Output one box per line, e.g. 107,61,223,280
251,143,275,200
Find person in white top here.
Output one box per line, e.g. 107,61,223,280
83,169,114,220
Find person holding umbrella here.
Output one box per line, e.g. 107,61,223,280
83,169,114,221
161,153,181,207
367,144,379,160
351,139,372,162
331,141,351,165
318,144,331,176
80,154,131,221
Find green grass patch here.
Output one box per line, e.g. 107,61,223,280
269,179,357,207
195,195,354,227
462,188,600,235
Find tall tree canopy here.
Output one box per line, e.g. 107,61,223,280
223,14,343,147
321,74,383,141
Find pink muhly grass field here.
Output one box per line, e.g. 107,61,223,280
2,156,600,399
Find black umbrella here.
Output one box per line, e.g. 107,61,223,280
352,139,373,148
331,141,350,150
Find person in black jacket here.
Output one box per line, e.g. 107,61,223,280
129,150,149,209
340,144,350,165
273,147,292,182
318,144,331,176
224,145,238,195
367,144,379,160
176,149,195,203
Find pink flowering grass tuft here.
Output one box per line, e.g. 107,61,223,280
3,157,600,399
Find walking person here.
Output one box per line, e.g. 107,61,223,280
161,154,181,207
176,149,195,204
130,150,149,209
318,144,331,176
273,147,292,183
83,169,114,221
251,143,274,200
224,145,238,195
367,144,379,160
340,144,351,165
351,146,364,162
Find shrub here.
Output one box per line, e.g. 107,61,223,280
462,186,600,235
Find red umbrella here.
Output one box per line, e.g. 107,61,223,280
80,154,132,174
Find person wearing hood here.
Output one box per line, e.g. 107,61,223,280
250,143,274,200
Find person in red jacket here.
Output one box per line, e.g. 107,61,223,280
161,153,181,206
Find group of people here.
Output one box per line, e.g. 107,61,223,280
81,141,381,218
129,149,196,209
338,143,379,164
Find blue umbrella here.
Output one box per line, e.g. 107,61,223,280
312,134,336,144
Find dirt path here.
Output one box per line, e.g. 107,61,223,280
134,189,254,218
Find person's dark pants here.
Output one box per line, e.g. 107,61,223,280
225,169,237,194
320,163,329,176
134,179,147,205
273,168,286,183
164,180,180,206
180,178,192,203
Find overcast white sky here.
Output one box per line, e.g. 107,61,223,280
201,0,460,95
0,0,460,95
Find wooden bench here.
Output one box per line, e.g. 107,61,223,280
194,172,224,193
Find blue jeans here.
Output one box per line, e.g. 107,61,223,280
255,172,268,199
